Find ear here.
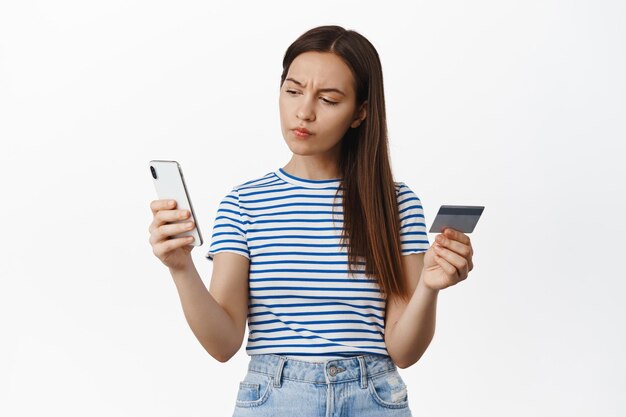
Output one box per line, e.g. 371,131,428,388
351,101,367,128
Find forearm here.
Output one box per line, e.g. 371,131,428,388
386,274,439,368
169,262,239,362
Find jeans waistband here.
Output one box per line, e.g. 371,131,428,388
246,353,397,388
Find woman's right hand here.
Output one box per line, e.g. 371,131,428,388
149,199,196,271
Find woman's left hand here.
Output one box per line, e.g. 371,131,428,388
421,228,474,291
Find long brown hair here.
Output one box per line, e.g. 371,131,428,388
280,25,409,302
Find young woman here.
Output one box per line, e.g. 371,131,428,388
149,25,474,417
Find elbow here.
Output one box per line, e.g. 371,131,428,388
216,342,243,363
213,353,232,363
395,360,410,370
212,348,236,363
203,329,244,363
394,356,417,369
204,341,240,363
393,352,424,369
389,341,432,369
388,350,412,369
398,355,424,369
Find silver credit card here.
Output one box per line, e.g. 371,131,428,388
429,205,484,234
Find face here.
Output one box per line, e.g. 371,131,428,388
279,51,366,159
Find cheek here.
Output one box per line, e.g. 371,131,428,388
278,98,288,128
325,110,354,133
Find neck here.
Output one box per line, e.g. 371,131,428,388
282,156,341,180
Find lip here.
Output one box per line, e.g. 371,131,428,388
293,128,312,138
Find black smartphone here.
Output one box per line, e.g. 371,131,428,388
429,205,484,234
149,160,203,246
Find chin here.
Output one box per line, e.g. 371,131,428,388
286,144,317,156
283,136,310,151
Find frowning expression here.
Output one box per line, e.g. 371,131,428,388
279,51,366,156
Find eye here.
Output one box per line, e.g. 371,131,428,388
285,89,299,95
321,98,339,106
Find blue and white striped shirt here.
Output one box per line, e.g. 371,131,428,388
206,167,430,361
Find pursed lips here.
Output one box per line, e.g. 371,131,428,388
293,128,313,137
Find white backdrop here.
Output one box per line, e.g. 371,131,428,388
1,1,624,416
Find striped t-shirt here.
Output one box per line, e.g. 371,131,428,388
205,167,430,361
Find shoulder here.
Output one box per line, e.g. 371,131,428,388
394,181,420,198
231,170,277,194
394,181,426,217
218,170,279,207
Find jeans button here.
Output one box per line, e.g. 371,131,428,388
329,366,337,376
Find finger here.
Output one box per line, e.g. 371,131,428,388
160,220,195,238
443,228,471,246
433,244,466,272
151,199,176,216
150,220,194,244
433,252,458,278
153,237,192,258
435,234,472,258
153,235,195,256
150,209,191,238
156,208,191,225
434,244,468,277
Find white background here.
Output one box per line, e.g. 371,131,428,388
1,1,624,416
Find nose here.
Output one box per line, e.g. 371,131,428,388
296,97,316,122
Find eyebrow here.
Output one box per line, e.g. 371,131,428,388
285,77,346,96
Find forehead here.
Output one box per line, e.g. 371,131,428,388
286,51,355,93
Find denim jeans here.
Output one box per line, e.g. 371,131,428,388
231,353,413,417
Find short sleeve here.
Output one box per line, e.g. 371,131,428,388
396,182,430,255
205,187,250,261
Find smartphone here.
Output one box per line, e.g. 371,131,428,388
428,205,484,234
149,160,203,246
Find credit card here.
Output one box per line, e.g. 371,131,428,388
428,205,484,233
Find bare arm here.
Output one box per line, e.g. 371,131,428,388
169,252,250,362
385,229,474,368
384,252,440,369
149,199,250,362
